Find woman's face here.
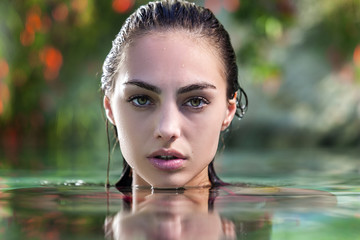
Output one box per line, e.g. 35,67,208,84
104,31,236,188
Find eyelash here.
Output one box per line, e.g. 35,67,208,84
127,95,210,110
127,95,153,107
183,97,210,109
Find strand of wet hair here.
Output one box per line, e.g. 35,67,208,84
106,119,111,188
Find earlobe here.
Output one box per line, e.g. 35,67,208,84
221,93,237,131
104,96,115,125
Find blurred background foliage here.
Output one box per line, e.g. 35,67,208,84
0,0,359,170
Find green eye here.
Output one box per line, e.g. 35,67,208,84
129,95,152,107
185,97,209,109
136,97,148,105
189,98,201,107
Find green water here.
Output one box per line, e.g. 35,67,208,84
1,149,360,239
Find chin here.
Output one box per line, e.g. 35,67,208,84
150,179,187,190
151,183,185,190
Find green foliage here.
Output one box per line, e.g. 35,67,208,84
0,0,359,168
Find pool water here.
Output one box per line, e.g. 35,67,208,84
1,149,360,239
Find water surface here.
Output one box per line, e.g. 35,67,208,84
1,149,359,239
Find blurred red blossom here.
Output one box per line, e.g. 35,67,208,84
0,59,9,80
52,3,69,22
20,29,35,46
0,81,10,116
354,44,360,67
20,6,42,46
71,0,88,13
223,0,240,12
39,47,63,81
112,0,134,13
205,0,240,13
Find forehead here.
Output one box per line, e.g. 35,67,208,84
120,31,225,87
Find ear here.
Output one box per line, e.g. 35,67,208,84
104,96,115,125
221,92,237,131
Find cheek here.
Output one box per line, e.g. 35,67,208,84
112,104,150,153
184,108,225,156
192,122,222,147
186,126,221,169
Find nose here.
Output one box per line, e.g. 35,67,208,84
154,102,181,142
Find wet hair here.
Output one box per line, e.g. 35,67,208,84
101,0,248,188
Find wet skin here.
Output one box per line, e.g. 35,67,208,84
104,31,237,188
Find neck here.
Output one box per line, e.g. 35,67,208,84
132,166,211,189
132,172,151,188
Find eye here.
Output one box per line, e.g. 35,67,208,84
184,97,210,109
128,95,152,107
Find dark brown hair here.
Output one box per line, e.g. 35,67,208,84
101,0,248,188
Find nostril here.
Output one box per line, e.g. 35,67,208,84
155,125,181,142
169,135,177,142
155,130,179,142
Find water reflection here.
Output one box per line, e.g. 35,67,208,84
105,187,274,240
105,186,339,240
0,182,344,240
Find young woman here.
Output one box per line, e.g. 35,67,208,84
101,0,247,189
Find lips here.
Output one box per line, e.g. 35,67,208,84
147,149,187,171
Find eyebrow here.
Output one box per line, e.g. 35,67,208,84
124,80,161,94
124,80,216,94
177,83,216,94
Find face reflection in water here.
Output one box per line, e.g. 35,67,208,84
104,187,336,240
104,188,237,240
104,31,237,188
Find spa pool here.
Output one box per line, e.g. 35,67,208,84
1,149,359,239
